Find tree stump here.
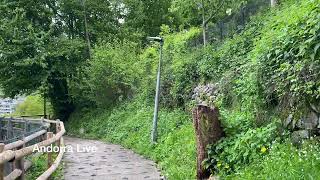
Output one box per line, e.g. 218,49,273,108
192,105,224,180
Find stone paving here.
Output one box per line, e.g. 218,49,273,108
63,137,162,180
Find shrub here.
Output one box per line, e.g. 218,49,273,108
85,40,141,107
26,153,63,180
227,140,320,179
204,123,277,175
219,109,255,136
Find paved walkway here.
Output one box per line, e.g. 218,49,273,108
63,137,162,180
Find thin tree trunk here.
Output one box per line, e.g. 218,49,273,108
219,21,223,41
202,23,207,46
82,0,91,58
44,93,47,118
202,0,207,46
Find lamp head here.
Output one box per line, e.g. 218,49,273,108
147,37,163,43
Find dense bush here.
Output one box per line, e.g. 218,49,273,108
199,0,320,117
193,0,320,120
84,41,141,107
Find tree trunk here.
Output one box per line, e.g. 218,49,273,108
82,0,91,58
192,105,224,180
271,0,278,7
48,73,75,121
202,0,207,46
44,93,47,118
202,23,207,46
219,21,223,41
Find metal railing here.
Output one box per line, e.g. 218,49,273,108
0,117,65,180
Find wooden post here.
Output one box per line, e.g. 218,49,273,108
0,143,4,180
47,132,53,180
55,120,61,147
15,136,25,180
10,117,13,139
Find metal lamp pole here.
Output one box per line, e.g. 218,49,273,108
147,37,164,143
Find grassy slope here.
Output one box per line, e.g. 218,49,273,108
221,0,320,179
227,141,320,180
66,97,196,179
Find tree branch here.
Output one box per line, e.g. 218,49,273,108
203,2,224,26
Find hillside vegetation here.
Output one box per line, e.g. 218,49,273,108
1,0,319,179
66,0,320,179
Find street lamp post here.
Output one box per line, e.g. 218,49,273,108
147,37,164,143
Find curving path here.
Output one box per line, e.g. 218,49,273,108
63,137,162,180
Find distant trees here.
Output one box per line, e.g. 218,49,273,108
0,0,273,119
59,0,119,48
118,0,176,42
14,94,53,117
0,0,118,120
0,0,175,120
